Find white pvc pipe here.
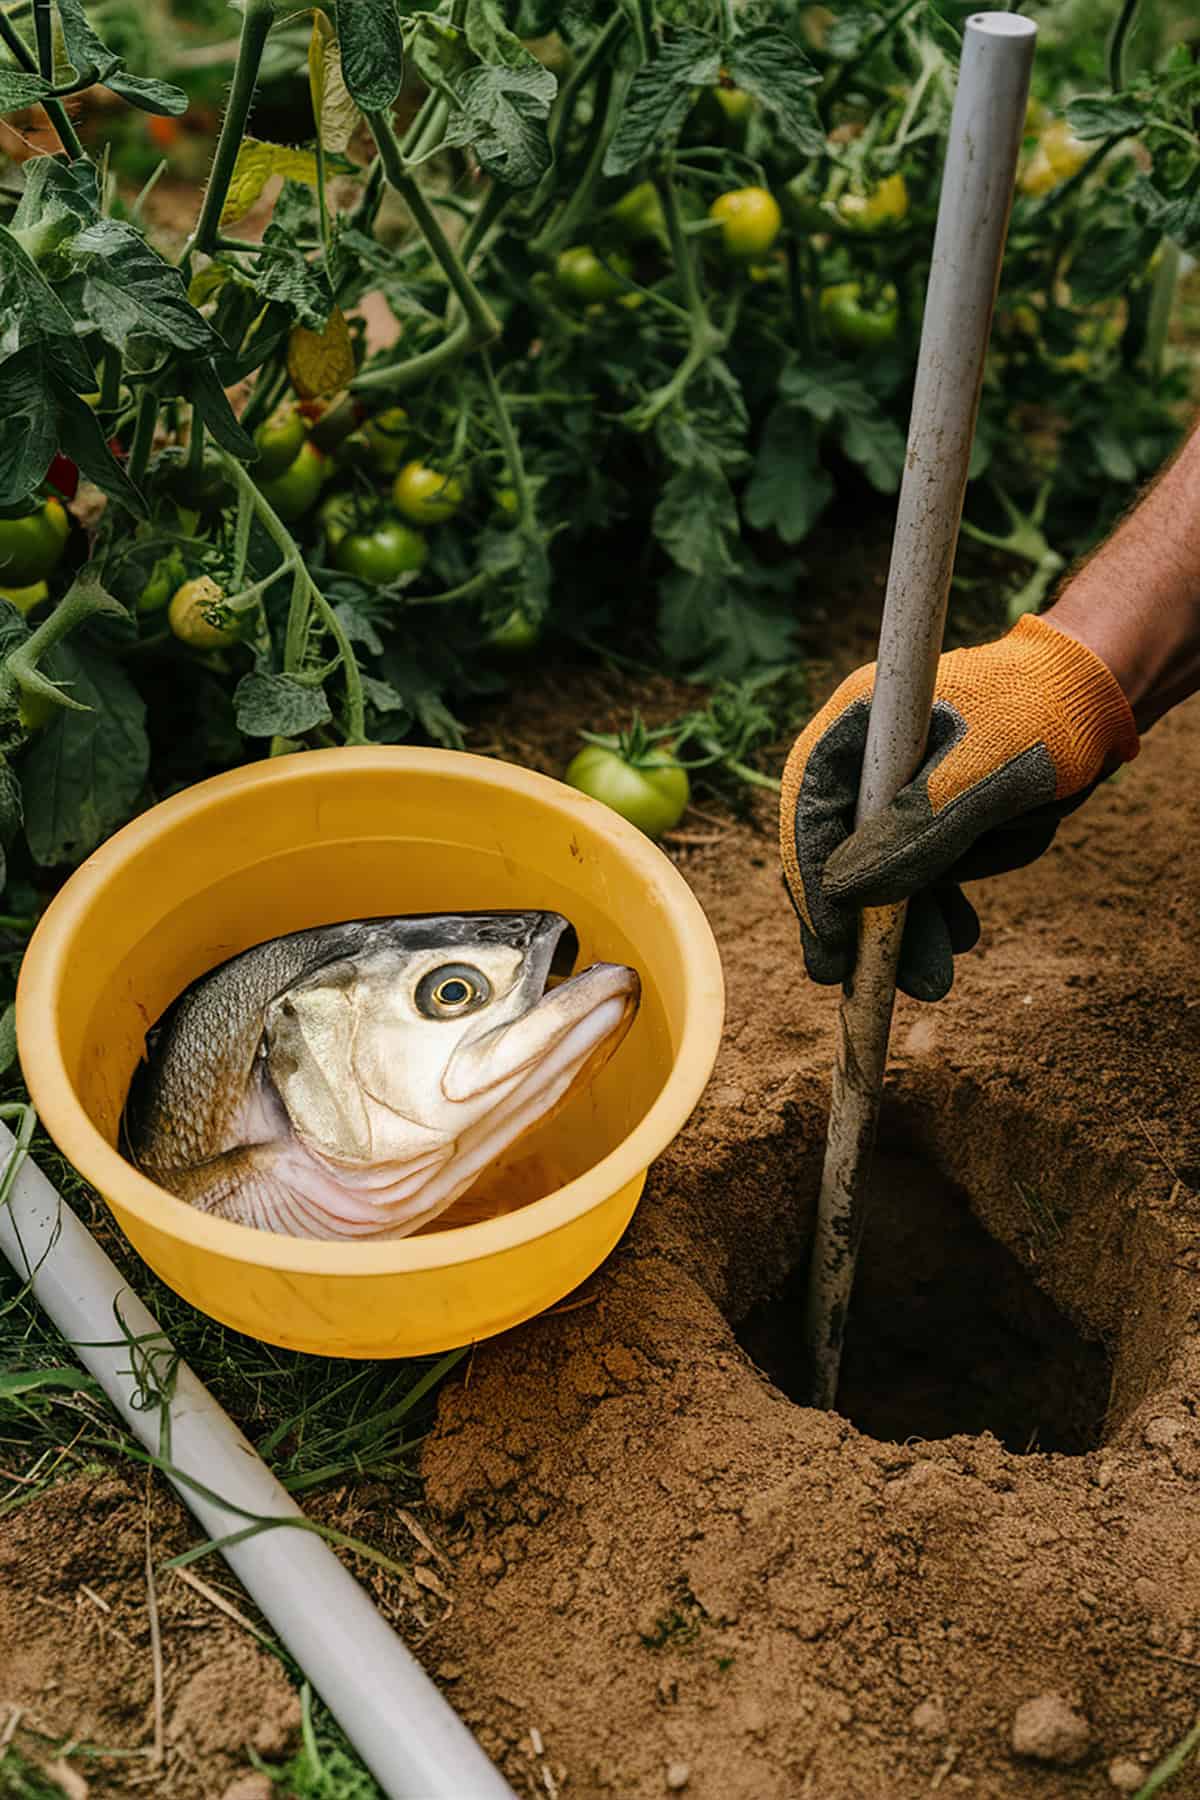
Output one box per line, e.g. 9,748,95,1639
0,1124,516,1800
805,14,1038,1409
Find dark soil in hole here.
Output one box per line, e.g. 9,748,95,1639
737,1149,1112,1453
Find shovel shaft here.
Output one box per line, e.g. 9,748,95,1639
806,14,1037,1410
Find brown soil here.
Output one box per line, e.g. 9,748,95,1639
4,562,1200,1798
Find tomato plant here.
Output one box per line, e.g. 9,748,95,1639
0,0,1192,906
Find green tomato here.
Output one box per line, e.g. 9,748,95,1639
555,245,632,305
494,486,519,521
362,407,410,474
163,453,235,515
392,461,465,526
253,407,307,480
606,182,664,244
709,187,783,262
713,83,753,125
334,518,429,585
0,499,69,589
820,282,900,350
319,490,357,551
137,548,187,614
258,440,327,523
564,743,690,840
488,607,541,654
837,173,910,233
168,577,242,650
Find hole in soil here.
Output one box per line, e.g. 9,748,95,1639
736,1150,1111,1454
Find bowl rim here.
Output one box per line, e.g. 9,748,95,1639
17,746,726,1275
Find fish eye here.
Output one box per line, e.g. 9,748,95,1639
416,963,492,1019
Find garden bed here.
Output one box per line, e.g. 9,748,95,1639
2,599,1199,1798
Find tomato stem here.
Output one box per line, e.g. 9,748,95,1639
219,453,366,746
367,111,501,347
0,7,84,159
3,573,117,721
479,351,533,529
127,389,159,491
187,0,274,263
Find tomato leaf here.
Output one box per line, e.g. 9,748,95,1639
69,221,218,353
0,226,97,393
336,0,404,111
21,638,149,866
823,6,877,60
54,0,187,115
252,236,336,333
653,459,739,575
1064,95,1146,140
234,672,332,738
442,63,557,189
779,356,904,493
725,29,823,157
186,360,256,460
0,347,59,508
837,409,905,493
744,406,833,544
288,308,356,398
52,380,146,512
603,29,722,177
658,566,797,681
0,70,53,110
1068,223,1154,301
465,0,535,66
309,11,362,154
220,139,328,227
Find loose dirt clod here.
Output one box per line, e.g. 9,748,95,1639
911,1697,948,1740
665,1761,690,1791
1011,1693,1091,1765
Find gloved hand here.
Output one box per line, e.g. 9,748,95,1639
780,613,1140,1001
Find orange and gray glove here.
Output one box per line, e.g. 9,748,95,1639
780,613,1140,1001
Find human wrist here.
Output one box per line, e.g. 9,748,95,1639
1043,584,1200,732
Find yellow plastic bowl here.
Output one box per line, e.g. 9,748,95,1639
17,748,724,1357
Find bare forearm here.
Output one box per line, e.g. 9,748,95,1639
1043,418,1200,731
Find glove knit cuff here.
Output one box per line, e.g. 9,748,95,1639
1009,612,1140,777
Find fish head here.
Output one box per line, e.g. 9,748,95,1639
260,912,639,1206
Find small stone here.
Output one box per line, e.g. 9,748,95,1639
479,1548,506,1578
666,1762,690,1791
437,1662,465,1682
219,1779,272,1800
1108,1758,1145,1793
1012,1694,1091,1766
1144,1416,1185,1448
911,1697,948,1740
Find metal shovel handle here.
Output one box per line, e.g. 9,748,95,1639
805,13,1038,1409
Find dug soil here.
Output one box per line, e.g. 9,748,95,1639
3,532,1200,1798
